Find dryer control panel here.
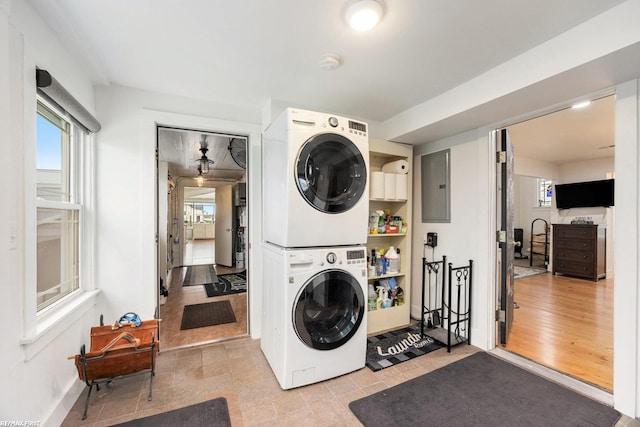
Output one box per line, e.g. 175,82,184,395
346,249,366,265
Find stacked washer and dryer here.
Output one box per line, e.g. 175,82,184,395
261,108,370,389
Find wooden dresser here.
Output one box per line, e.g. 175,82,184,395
552,224,606,282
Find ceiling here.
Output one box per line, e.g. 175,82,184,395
28,0,629,160
508,95,615,164
158,127,246,182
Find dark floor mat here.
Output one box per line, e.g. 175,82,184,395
351,351,621,427
111,397,231,427
180,300,236,330
217,272,247,291
204,282,246,298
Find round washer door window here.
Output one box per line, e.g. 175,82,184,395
293,269,365,350
295,133,367,214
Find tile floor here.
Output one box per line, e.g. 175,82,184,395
61,338,480,426
60,338,637,427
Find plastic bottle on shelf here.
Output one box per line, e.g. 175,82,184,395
376,248,385,276
382,288,392,308
368,284,377,311
385,246,399,273
376,287,384,310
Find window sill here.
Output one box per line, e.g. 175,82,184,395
20,289,100,361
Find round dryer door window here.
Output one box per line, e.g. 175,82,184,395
293,269,365,350
295,133,367,213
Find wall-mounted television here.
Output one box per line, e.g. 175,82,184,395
554,179,614,209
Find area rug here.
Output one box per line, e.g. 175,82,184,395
366,324,444,371
183,264,217,287
110,397,231,426
350,352,621,427
180,300,236,330
217,271,247,291
514,265,547,279
204,281,247,298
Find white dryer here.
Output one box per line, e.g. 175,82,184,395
263,108,369,248
261,243,368,389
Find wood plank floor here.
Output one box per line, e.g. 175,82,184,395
505,271,613,392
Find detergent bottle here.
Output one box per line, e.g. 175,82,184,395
385,246,399,274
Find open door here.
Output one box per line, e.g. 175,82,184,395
215,184,234,266
497,128,515,346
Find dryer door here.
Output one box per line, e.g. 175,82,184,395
295,133,367,214
293,269,365,350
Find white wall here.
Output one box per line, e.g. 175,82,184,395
513,156,615,267
93,85,263,336
411,128,495,351
612,79,639,416
0,2,101,425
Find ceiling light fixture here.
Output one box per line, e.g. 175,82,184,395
571,100,591,109
345,0,383,32
194,166,206,187
196,139,214,174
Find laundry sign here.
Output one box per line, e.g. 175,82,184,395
376,331,435,357
365,325,445,371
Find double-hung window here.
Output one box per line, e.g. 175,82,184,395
36,99,82,312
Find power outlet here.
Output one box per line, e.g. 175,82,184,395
426,232,438,247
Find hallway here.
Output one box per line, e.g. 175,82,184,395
161,239,247,349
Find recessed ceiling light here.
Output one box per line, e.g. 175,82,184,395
345,0,383,32
571,101,591,109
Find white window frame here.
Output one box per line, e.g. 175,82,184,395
536,178,553,208
21,96,98,359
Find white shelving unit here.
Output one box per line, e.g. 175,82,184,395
367,139,413,335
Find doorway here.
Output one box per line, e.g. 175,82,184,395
496,95,615,392
157,126,249,349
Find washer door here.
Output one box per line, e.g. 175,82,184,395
295,133,367,213
293,269,365,350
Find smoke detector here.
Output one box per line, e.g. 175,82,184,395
319,53,342,71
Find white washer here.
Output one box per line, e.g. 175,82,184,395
263,108,369,248
261,243,368,389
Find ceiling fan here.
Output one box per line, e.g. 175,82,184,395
196,136,214,174
228,138,247,169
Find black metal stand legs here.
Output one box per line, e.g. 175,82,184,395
421,256,473,352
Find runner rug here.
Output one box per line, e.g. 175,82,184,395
514,265,547,279
182,264,217,287
351,352,621,427
180,300,236,330
111,397,231,427
366,323,444,371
